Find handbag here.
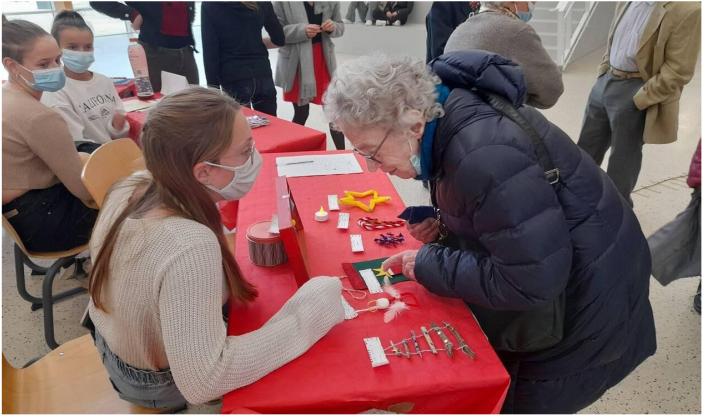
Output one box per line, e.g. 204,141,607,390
434,90,566,353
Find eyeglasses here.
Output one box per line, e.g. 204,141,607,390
207,141,256,170
352,130,391,165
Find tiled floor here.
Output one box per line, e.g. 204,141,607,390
2,31,700,414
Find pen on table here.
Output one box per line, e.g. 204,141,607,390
283,160,314,165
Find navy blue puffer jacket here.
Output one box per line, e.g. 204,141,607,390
416,51,656,413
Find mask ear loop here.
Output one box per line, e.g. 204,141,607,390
343,287,367,300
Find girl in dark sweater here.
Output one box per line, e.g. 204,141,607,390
202,2,284,116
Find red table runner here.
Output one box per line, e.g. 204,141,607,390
221,151,509,414
123,97,326,153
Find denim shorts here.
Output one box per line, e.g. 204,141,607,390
93,330,187,410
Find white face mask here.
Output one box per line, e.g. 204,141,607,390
204,149,262,200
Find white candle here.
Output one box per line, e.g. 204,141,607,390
314,206,329,222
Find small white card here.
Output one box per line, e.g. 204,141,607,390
359,268,383,294
160,70,189,96
364,337,390,368
337,213,350,230
350,234,364,253
268,214,280,235
328,194,340,211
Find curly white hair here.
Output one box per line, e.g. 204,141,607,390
323,54,445,132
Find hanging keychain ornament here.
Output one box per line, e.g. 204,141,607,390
374,233,405,247
357,217,406,231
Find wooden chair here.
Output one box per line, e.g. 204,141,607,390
2,216,87,350
81,138,145,208
2,334,163,414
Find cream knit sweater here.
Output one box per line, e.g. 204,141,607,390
88,175,344,404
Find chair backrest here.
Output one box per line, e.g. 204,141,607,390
2,334,163,414
81,138,145,208
2,215,30,256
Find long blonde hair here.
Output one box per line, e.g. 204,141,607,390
89,87,258,311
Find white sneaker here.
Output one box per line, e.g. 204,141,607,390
365,19,373,25
375,20,387,26
342,18,353,24
392,20,401,26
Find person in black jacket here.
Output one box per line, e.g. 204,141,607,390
372,2,414,26
425,1,480,63
89,1,198,93
201,2,284,116
323,51,656,413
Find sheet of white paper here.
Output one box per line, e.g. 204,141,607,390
160,71,189,96
275,154,363,178
122,97,161,113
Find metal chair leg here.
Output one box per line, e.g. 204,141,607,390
30,258,83,311
14,244,42,305
21,254,49,276
42,257,86,349
13,244,87,349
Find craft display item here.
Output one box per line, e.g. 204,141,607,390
374,233,405,247
363,322,475,367
337,213,350,230
247,115,270,128
350,234,365,253
328,194,340,211
339,190,391,212
314,206,329,222
357,216,406,231
246,221,287,267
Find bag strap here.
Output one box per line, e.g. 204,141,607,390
477,90,560,185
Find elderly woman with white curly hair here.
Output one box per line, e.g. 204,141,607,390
323,50,656,413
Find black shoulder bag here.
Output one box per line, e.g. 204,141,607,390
435,90,566,353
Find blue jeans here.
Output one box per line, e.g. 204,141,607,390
92,328,187,410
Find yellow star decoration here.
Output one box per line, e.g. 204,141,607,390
339,189,391,213
373,266,394,280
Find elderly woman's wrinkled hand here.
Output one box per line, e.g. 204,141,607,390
305,24,322,38
321,19,335,33
381,250,419,280
407,217,439,243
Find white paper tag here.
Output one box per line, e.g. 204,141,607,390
341,296,358,320
359,269,383,294
337,213,350,230
350,234,364,253
328,194,340,211
364,337,390,368
268,214,280,235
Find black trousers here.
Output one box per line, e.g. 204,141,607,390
3,183,98,253
223,76,278,117
292,103,346,150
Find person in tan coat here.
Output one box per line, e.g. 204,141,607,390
577,1,700,206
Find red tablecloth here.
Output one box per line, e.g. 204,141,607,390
221,151,510,414
124,97,327,153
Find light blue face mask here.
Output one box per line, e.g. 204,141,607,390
62,49,95,73
516,2,535,22
17,63,66,92
408,140,422,176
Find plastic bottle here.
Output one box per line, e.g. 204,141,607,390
127,38,154,98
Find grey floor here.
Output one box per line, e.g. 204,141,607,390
2,32,701,414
